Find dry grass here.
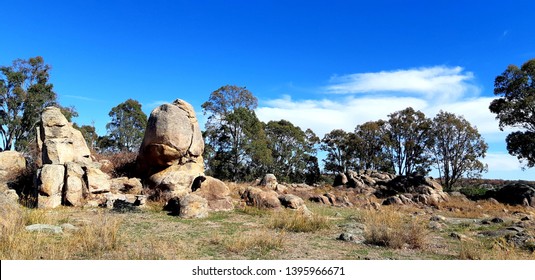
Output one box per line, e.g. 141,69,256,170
269,210,331,232
362,208,428,249
438,196,528,218
458,239,535,260
212,230,286,254
0,208,122,260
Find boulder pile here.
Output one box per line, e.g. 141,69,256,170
35,107,144,208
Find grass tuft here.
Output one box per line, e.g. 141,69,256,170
363,209,427,249
269,210,331,233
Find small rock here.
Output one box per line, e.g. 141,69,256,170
428,221,443,230
25,224,63,234
60,223,79,231
487,198,500,205
506,226,525,233
337,232,354,242
521,216,531,221
450,232,470,241
430,215,446,222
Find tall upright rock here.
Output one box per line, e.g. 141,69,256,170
137,99,205,198
35,107,110,208
137,99,233,215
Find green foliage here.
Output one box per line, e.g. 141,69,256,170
320,129,357,174
105,99,147,152
431,111,488,190
265,120,320,183
202,85,271,181
0,56,61,151
354,120,393,172
385,107,433,176
76,123,98,150
490,58,535,167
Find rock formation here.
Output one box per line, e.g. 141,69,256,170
486,183,535,207
137,99,233,217
35,107,144,208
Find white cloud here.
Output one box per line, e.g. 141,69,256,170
62,94,102,102
327,66,479,102
257,95,427,138
483,152,524,172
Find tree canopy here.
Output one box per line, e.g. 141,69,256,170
489,58,535,167
321,129,357,174
385,107,433,176
431,111,488,190
0,56,61,151
202,85,271,181
105,99,147,152
265,120,319,183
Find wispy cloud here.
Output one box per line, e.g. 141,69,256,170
62,94,103,102
484,152,523,172
500,30,509,40
326,66,479,101
144,100,171,109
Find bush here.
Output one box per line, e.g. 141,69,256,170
94,151,138,178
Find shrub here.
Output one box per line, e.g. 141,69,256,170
94,151,138,178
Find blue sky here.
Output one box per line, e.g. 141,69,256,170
2,0,535,179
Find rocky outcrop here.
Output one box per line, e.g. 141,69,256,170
378,175,449,206
241,186,282,209
137,99,233,217
486,183,535,207
35,107,145,209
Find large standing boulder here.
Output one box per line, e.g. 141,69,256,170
0,151,26,184
137,99,204,174
137,99,206,202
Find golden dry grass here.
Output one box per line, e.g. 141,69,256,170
217,230,286,254
362,208,428,249
437,196,529,218
269,210,331,232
